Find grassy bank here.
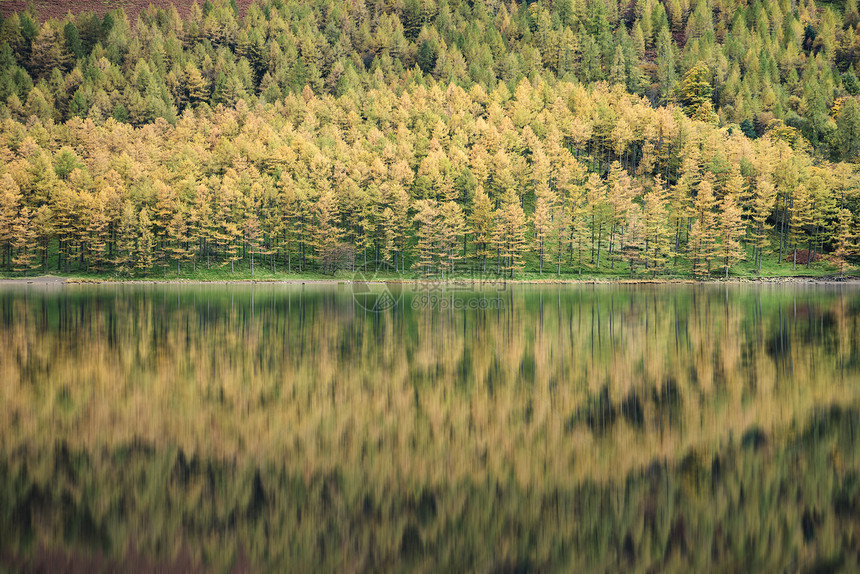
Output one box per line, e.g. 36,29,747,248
1,241,855,284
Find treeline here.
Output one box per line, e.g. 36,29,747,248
0,79,857,278
6,0,860,159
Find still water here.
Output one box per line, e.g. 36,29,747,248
0,283,859,572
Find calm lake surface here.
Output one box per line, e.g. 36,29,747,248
1,283,859,573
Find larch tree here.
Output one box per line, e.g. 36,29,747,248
568,186,591,276
85,193,109,272
622,202,645,277
380,206,397,269
494,190,527,278
312,188,346,275
717,193,746,279
787,184,813,270
832,208,856,277
243,209,263,278
136,207,154,272
606,161,635,269
168,207,190,275
642,175,674,277
437,200,465,278
412,199,438,277
389,185,412,274
115,199,137,276
688,178,718,277
553,187,574,276
11,205,36,274
751,176,777,274
532,189,555,275
585,173,610,269
0,174,22,270
469,185,494,274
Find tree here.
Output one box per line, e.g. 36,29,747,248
585,173,610,269
412,199,438,277
437,201,465,278
417,40,437,74
606,162,635,269
136,207,154,272
832,208,856,277
64,21,84,59
532,190,555,274
688,178,717,276
389,185,411,273
85,193,109,272
243,210,263,278
750,177,777,274
655,27,677,104
11,205,36,274
0,174,22,271
28,22,71,79
115,200,137,276
832,97,860,162
168,207,190,275
469,186,494,274
787,184,813,270
642,175,674,277
609,46,627,86
494,190,527,278
380,206,397,269
676,62,717,123
717,193,745,279
183,63,209,106
568,186,590,275
312,189,346,275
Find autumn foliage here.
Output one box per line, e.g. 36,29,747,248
0,0,858,277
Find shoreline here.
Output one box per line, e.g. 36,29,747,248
1,275,858,287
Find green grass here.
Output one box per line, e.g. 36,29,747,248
0,237,855,283
1,256,852,283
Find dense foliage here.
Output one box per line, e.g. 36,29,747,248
0,0,859,277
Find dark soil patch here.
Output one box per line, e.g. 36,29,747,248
0,0,253,25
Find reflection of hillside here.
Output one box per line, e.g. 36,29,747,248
1,285,857,483
1,407,858,572
0,285,859,570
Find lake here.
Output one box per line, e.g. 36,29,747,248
1,282,859,572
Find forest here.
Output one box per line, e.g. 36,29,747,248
0,0,859,278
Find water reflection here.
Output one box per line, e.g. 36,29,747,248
0,284,859,572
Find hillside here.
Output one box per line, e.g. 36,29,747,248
0,0,857,279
